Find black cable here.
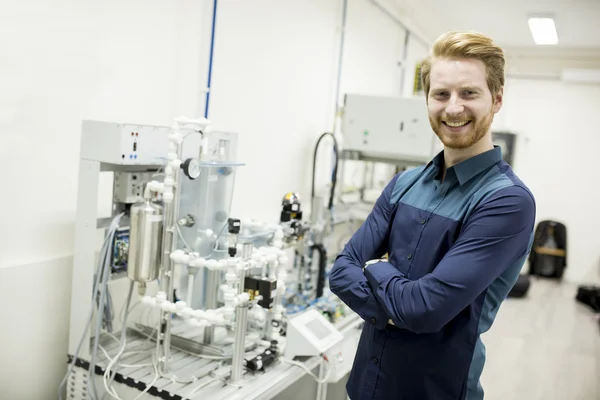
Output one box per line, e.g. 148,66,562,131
311,244,327,298
311,132,339,211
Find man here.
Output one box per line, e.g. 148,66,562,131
329,31,536,400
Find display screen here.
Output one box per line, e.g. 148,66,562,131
305,318,331,340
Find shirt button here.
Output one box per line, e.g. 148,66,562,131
420,219,427,225
372,357,378,364
371,317,376,324
407,254,413,260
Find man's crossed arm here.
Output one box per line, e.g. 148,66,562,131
328,175,535,334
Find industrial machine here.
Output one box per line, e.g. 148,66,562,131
60,118,362,400
340,94,436,166
330,94,437,229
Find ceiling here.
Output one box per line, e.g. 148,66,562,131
392,0,600,55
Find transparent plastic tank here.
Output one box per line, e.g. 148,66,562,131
177,131,243,309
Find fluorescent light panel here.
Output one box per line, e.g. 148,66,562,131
528,16,558,45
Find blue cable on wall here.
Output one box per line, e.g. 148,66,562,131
204,0,218,119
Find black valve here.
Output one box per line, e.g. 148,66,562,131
228,218,241,234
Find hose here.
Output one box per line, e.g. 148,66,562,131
310,244,327,298
58,213,124,400
102,280,135,399
311,132,339,212
89,216,123,399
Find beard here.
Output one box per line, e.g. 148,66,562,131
429,109,494,149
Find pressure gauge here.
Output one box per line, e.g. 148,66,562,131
181,158,200,180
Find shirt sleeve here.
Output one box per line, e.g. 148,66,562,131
328,174,400,330
364,185,536,334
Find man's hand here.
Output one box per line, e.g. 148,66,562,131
363,259,395,327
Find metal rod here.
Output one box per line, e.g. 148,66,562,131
159,136,184,373
230,305,248,384
203,270,219,344
399,30,410,96
230,243,253,384
332,0,348,133
368,0,430,49
317,359,328,400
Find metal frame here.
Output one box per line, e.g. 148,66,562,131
68,160,161,359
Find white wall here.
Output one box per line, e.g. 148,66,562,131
206,0,339,221
0,1,206,397
491,78,600,284
0,0,208,267
0,0,419,397
206,0,413,221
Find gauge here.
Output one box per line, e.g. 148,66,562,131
182,158,200,180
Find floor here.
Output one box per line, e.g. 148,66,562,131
480,277,600,400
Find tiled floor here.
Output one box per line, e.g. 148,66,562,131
480,277,600,400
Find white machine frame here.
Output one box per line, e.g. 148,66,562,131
66,121,200,395
65,119,364,400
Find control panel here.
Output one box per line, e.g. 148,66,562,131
80,120,201,165
342,94,436,163
113,171,153,204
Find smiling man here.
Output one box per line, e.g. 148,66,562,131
329,31,536,400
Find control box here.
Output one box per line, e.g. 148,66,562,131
341,94,436,163
80,120,201,165
284,308,343,360
113,171,153,204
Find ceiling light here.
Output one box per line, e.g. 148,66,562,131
528,16,558,45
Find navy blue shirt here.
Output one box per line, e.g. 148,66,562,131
329,147,536,400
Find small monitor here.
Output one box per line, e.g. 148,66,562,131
283,309,343,360
305,318,331,341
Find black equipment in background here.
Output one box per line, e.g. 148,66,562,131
310,243,327,299
528,220,567,279
507,274,531,298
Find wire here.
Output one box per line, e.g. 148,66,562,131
195,221,228,258
182,129,204,142
204,0,218,118
118,300,141,330
105,332,120,346
89,216,124,399
58,213,124,400
280,357,332,384
98,346,153,368
132,352,159,400
176,224,194,252
104,286,114,333
182,377,219,400
102,280,135,399
310,132,339,215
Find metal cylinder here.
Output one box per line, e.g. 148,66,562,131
203,270,220,344
231,305,248,384
230,243,253,384
127,200,163,283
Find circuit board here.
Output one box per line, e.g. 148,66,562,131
112,227,130,272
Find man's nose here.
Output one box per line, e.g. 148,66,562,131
445,95,464,116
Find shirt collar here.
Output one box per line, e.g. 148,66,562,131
428,146,503,185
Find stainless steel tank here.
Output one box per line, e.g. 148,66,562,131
127,199,163,283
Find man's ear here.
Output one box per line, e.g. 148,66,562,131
493,87,503,113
